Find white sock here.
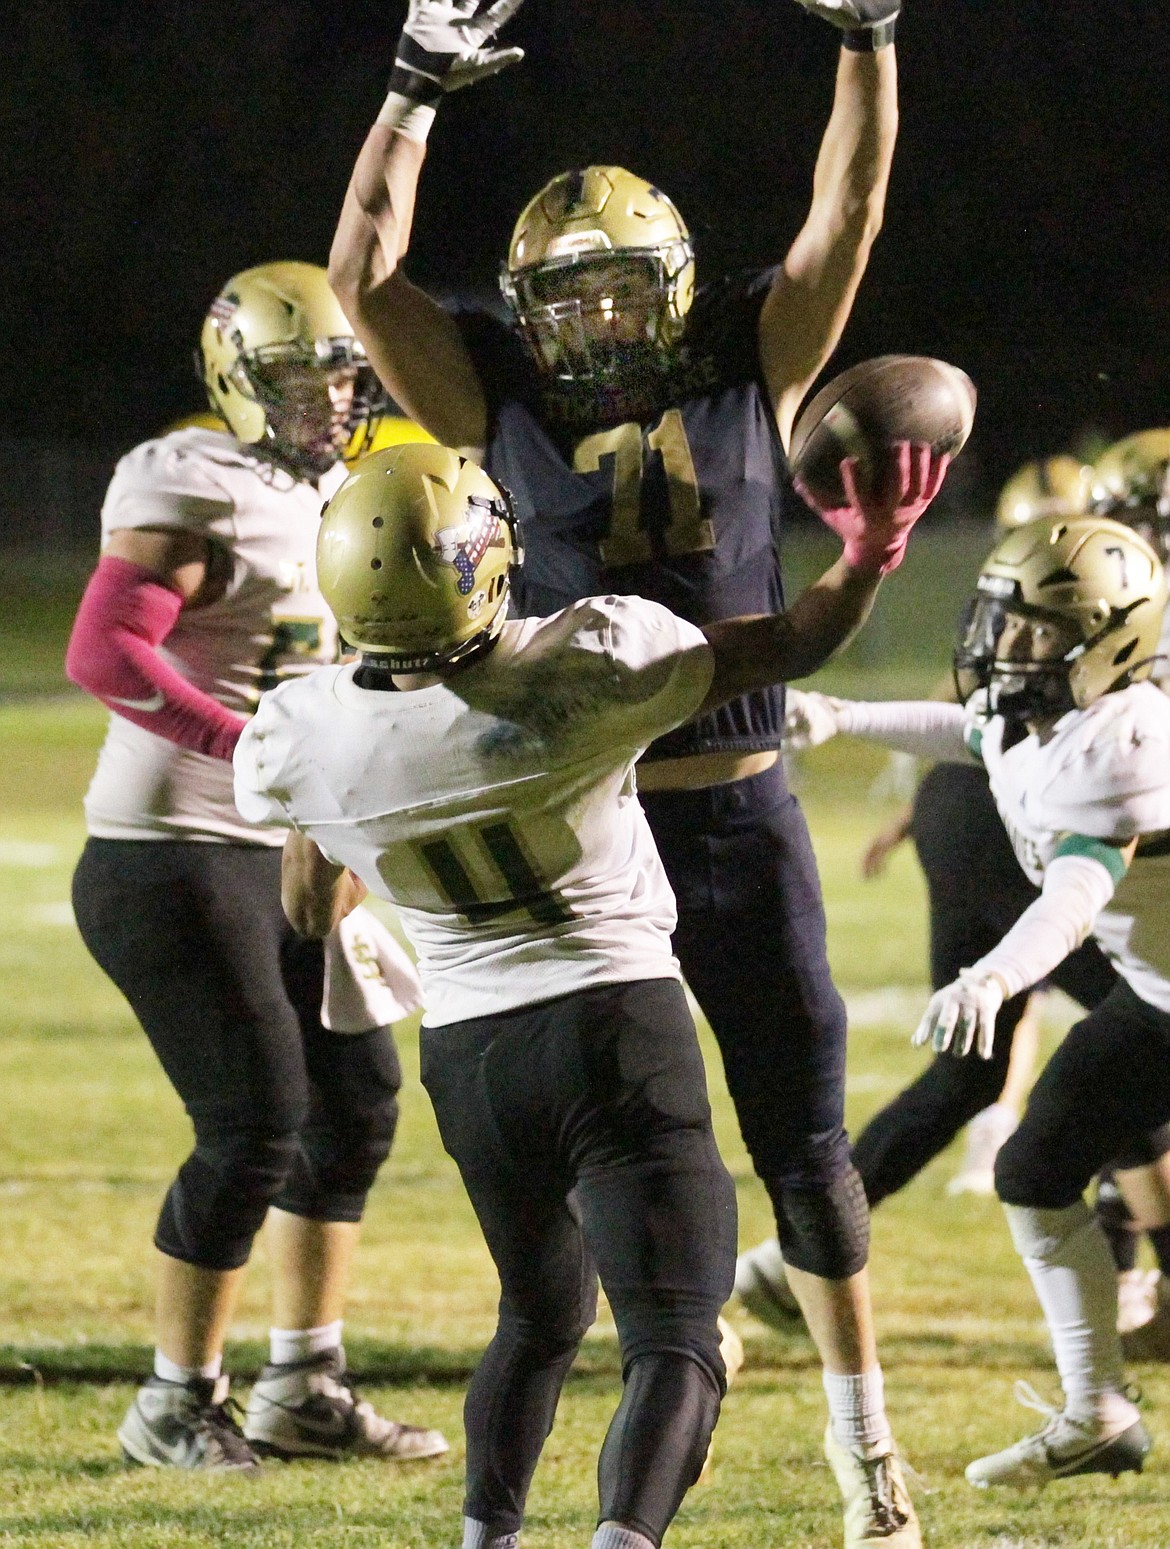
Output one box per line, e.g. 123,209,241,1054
269,1319,344,1366
1006,1201,1135,1425
461,1519,518,1549
823,1365,893,1453
591,1525,655,1549
154,1349,221,1384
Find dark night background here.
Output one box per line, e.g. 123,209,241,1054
5,0,1170,525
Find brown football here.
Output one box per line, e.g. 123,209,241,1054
789,355,976,508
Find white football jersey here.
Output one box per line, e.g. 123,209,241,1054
83,427,345,844
969,681,1170,1010
234,597,715,1025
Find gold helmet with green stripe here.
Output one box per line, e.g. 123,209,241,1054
955,515,1166,720
316,443,519,669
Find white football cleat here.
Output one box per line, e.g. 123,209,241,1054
244,1348,449,1461
946,1102,1018,1196
823,1423,921,1547
733,1237,803,1328
965,1381,1151,1488
118,1374,260,1471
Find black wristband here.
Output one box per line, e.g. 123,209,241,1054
388,62,443,106
388,35,448,106
843,17,897,51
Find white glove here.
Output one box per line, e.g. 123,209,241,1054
784,689,847,750
912,969,1004,1061
392,0,527,101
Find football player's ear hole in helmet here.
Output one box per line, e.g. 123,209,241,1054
198,261,378,477
954,515,1168,724
316,443,520,674
500,166,694,385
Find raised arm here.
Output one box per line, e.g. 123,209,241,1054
760,2,899,448
698,440,949,710
328,0,528,453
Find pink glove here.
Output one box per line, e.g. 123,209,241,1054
796,441,951,576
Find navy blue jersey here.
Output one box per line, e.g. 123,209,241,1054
459,270,790,761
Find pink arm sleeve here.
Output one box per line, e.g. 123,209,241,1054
65,555,248,762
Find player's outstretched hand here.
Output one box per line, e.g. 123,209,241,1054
395,0,526,97
792,0,900,34
912,968,1004,1060
783,688,847,749
795,441,951,577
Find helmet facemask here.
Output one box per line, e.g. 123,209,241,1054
1092,473,1170,564
954,586,1081,726
199,262,379,479
227,340,377,479
1090,429,1170,561
503,249,690,386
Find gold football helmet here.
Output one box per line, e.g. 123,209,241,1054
955,515,1166,720
199,261,373,474
994,455,1092,530
316,444,519,668
1090,428,1170,558
500,166,694,383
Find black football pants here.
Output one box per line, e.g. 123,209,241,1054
642,765,867,1277
851,763,1119,1207
420,978,737,1546
72,839,401,1270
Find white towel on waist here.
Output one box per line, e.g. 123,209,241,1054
321,905,424,1033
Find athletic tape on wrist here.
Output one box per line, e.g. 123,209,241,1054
375,90,438,142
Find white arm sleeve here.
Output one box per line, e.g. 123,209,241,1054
967,852,1120,999
833,699,972,761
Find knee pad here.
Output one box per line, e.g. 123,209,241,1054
770,1166,870,1279
993,1126,1064,1206
497,1265,600,1361
277,1109,399,1222
277,1028,402,1221
156,1127,300,1271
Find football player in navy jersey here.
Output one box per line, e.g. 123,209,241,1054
328,2,945,1541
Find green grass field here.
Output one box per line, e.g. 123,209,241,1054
2,536,1168,1547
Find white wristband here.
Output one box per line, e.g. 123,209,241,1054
375,91,438,143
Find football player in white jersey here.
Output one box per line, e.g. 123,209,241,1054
65,263,446,1470
233,441,947,1549
779,513,1170,1486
